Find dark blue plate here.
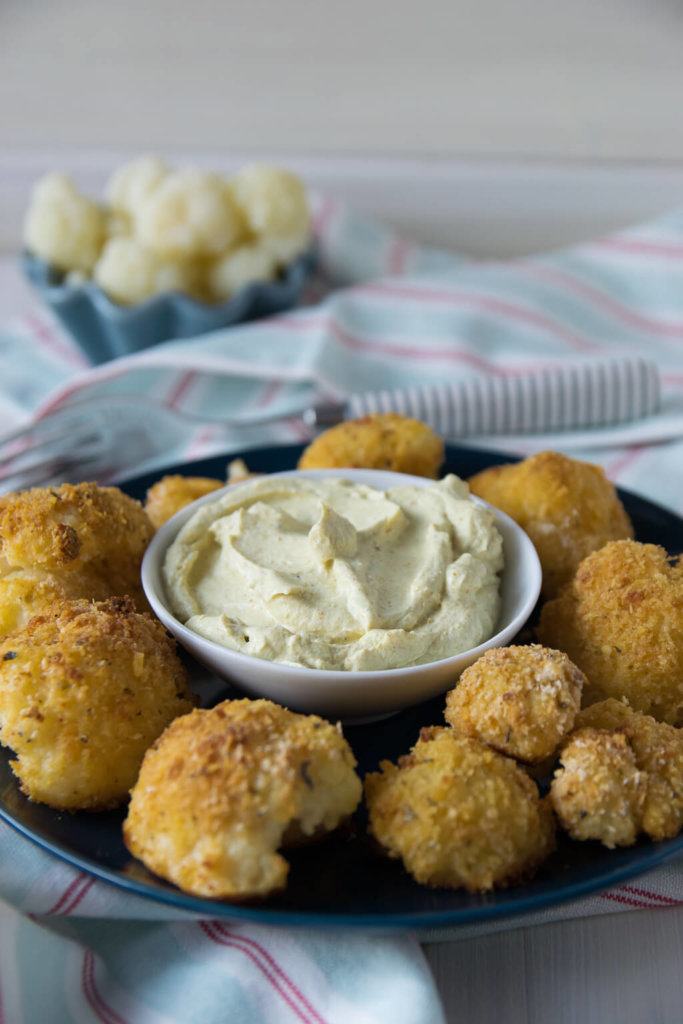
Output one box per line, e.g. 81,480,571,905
1,443,681,930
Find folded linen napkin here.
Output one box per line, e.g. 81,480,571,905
6,192,683,506
1,194,683,1023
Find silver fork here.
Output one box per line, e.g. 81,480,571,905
0,357,663,493
0,396,291,493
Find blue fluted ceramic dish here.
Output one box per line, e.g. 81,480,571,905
22,246,317,365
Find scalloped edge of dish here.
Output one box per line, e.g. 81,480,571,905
21,246,317,363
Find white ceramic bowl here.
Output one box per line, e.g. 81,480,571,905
142,468,542,721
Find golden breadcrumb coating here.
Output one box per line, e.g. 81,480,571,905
144,475,224,529
297,413,444,478
468,451,633,598
445,644,586,764
575,697,644,733
575,699,683,841
550,728,645,848
0,482,154,622
0,597,195,810
0,571,74,638
537,540,683,724
123,698,363,899
365,726,555,892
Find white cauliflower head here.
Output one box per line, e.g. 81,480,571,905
137,169,245,259
105,156,169,219
93,237,195,305
24,160,311,310
231,165,310,240
105,208,132,240
23,173,105,274
208,242,277,302
262,230,311,265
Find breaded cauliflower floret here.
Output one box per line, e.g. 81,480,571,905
537,540,683,724
93,237,196,305
0,571,91,638
104,155,169,218
144,474,224,530
365,727,555,892
208,242,278,302
575,697,643,733
137,169,245,259
445,644,586,764
0,598,196,810
576,699,683,841
123,699,363,899
231,164,310,241
0,481,154,620
550,728,645,848
468,451,633,599
298,413,444,478
23,173,105,274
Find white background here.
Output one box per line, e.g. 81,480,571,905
3,0,683,258
4,0,683,162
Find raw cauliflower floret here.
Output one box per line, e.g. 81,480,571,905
137,169,245,259
23,173,105,274
104,208,132,239
64,269,89,287
208,242,278,301
93,237,195,305
262,231,311,265
105,155,169,219
232,164,310,241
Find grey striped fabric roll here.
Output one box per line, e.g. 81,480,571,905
343,358,660,437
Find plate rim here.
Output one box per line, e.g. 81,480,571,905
3,803,683,930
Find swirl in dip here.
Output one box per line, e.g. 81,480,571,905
162,474,504,672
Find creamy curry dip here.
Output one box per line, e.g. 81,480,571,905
163,474,504,671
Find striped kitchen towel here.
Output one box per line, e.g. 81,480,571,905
6,191,683,509
1,191,683,1022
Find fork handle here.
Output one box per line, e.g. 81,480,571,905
306,358,660,437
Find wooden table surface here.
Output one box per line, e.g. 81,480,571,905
424,908,683,1023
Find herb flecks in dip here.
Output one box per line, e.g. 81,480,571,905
163,474,503,671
